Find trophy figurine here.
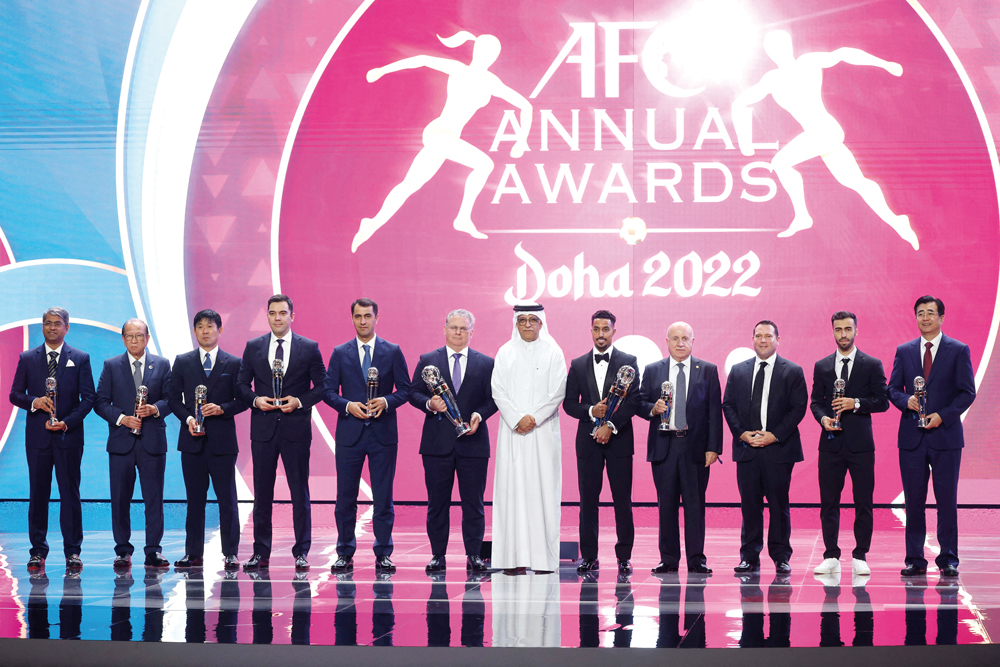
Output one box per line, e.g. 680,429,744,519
193,384,207,435
657,381,675,432
366,367,380,417
592,365,636,436
272,359,284,407
914,375,929,428
131,385,148,436
831,378,846,430
421,365,472,437
45,377,58,427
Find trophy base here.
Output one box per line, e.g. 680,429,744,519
917,418,929,428
130,428,142,436
193,426,205,435
831,421,842,430
455,422,473,437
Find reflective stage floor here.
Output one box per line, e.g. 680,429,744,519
0,503,997,662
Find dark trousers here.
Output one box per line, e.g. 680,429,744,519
26,445,83,558
336,427,397,557
181,450,240,557
109,446,165,556
651,443,708,567
818,448,875,560
900,443,961,568
251,436,311,558
423,452,488,557
577,449,634,561
736,457,794,564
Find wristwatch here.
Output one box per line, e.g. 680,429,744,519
853,398,861,412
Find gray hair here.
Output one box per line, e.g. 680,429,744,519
446,309,475,329
44,307,69,326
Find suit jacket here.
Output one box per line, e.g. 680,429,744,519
810,349,889,453
168,348,248,455
637,355,722,464
322,336,410,447
887,335,976,451
563,348,638,459
94,352,172,454
9,343,96,449
409,347,497,458
722,355,807,464
235,333,326,443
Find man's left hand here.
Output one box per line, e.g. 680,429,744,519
44,420,67,432
831,397,854,413
467,413,481,435
201,402,224,417
923,412,943,429
366,397,387,418
750,430,777,447
593,424,613,444
705,451,719,467
136,404,157,418
279,396,302,413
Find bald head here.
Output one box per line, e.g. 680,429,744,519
666,322,694,362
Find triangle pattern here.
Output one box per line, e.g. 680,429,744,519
258,36,268,46
306,36,317,48
202,120,241,166
286,73,312,98
984,66,1000,95
202,174,229,198
194,215,237,252
247,258,272,286
258,223,268,233
249,307,271,333
247,69,281,100
945,8,982,49
243,160,276,196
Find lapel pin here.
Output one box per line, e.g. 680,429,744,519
148,364,153,370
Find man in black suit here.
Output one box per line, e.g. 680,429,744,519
9,307,96,570
235,294,326,571
638,321,722,574
722,320,807,574
168,309,248,569
810,311,889,577
409,309,497,572
94,318,172,568
324,298,410,572
563,310,638,574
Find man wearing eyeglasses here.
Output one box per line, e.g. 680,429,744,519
408,309,497,572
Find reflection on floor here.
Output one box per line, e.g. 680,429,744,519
0,505,996,647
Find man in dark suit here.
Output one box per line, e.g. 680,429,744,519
409,309,496,572
235,294,326,571
168,309,248,569
324,298,410,572
810,311,889,577
563,310,638,574
888,295,975,578
722,320,807,574
94,318,172,568
638,321,722,574
809,310,889,576
9,307,96,570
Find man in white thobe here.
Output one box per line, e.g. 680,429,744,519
490,304,567,572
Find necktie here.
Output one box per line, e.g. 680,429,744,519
362,344,371,377
840,358,850,382
452,352,462,394
133,360,143,391
48,351,58,377
594,353,609,364
674,363,688,430
275,338,285,363
923,341,933,379
203,352,212,376
750,361,768,431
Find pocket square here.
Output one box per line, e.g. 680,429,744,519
66,360,76,367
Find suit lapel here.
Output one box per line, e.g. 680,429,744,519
689,356,704,403
121,353,137,389
204,350,224,393
928,336,951,386
585,354,601,403
846,351,862,394
440,347,457,393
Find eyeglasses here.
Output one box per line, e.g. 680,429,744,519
446,326,471,333
123,334,147,341
516,317,541,327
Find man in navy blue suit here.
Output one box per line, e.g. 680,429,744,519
722,320,807,574
236,294,326,571
94,318,172,569
168,309,248,570
888,295,975,578
9,307,96,570
409,309,496,572
324,298,410,572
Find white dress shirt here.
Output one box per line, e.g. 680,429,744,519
269,332,292,370
351,336,386,413
835,346,857,381
752,355,775,431
446,345,468,387
32,343,65,413
923,332,943,364
667,356,691,430
117,351,156,424
589,345,613,424
200,345,218,373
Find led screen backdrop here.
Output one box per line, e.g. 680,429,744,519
1,0,1000,505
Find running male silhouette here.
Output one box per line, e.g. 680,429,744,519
352,31,533,252
732,30,918,250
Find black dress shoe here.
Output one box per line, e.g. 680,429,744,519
466,555,488,571
774,561,792,574
224,555,240,570
576,558,599,572
375,555,396,572
145,552,169,568
426,555,446,572
734,560,760,573
940,565,960,577
113,554,131,569
65,554,83,569
617,559,633,574
652,562,679,573
27,555,45,570
690,563,713,574
173,554,203,568
243,553,269,570
900,564,927,576
331,555,354,571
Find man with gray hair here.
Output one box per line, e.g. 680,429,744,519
409,309,497,572
10,308,96,570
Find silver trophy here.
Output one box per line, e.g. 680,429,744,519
831,378,846,430
422,365,472,437
272,358,284,407
45,377,58,426
592,365,636,436
366,367,380,417
193,384,207,435
657,381,675,432
914,375,928,428
131,385,148,435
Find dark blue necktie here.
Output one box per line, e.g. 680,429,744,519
203,352,212,376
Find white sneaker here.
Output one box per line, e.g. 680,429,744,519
814,557,841,574
852,558,871,576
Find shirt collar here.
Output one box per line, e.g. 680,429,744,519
129,351,147,366
593,345,614,359
670,355,690,369
45,343,64,356
271,332,291,345
924,332,943,350
446,345,468,357
755,354,775,365
199,346,218,362
357,336,375,351
837,347,858,363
